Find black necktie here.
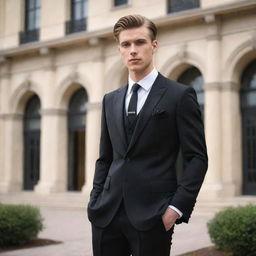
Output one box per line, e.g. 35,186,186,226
127,83,140,125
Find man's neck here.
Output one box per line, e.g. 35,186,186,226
129,66,154,82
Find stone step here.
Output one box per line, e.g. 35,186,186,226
0,192,89,209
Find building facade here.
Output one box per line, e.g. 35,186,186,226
0,0,256,200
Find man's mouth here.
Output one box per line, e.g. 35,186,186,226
129,58,140,62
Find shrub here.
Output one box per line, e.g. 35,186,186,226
207,204,256,256
0,204,44,247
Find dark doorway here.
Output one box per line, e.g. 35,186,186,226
176,67,204,181
23,95,41,190
241,60,256,195
68,88,87,191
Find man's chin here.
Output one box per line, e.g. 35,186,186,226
128,66,143,73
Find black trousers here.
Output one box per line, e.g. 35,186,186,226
92,203,174,256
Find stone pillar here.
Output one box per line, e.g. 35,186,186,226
220,82,242,196
0,66,4,192
200,15,223,199
0,114,23,193
0,115,3,190
82,38,105,193
35,109,68,193
0,60,23,193
82,102,101,193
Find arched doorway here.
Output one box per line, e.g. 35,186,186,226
176,66,205,180
241,59,256,195
68,87,87,191
177,66,204,113
23,95,41,190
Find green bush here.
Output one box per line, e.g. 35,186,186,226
207,204,256,256
0,204,44,247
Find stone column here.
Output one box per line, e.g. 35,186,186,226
0,65,4,192
82,38,105,193
34,48,68,194
200,15,223,199
220,82,242,196
82,102,102,193
0,60,23,193
0,114,23,193
35,109,68,193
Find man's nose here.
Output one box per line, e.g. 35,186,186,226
130,44,137,55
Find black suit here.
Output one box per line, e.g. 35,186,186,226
87,73,208,254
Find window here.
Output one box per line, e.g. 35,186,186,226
66,0,88,34
20,0,40,44
68,88,88,191
23,95,41,190
177,67,204,113
114,0,128,7
168,0,200,13
241,60,256,195
176,67,204,182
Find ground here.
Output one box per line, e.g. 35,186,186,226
180,247,233,256
1,240,233,256
0,239,60,253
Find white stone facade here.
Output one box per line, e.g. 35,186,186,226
0,0,256,200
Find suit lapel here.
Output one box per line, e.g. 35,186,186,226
114,85,128,152
126,74,167,155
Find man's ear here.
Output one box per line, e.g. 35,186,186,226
152,40,158,53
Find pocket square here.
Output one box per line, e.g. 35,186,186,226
152,109,167,119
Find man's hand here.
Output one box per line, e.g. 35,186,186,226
162,207,179,231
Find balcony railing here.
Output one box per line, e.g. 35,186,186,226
168,0,200,13
65,18,87,35
19,28,39,44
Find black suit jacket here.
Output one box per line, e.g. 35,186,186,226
87,73,208,231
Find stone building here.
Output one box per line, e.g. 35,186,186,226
0,0,255,202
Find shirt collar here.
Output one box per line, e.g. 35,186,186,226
128,68,158,94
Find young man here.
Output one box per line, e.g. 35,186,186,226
87,15,208,256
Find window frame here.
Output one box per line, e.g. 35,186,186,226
25,0,41,31
71,0,88,21
113,0,130,9
167,0,200,14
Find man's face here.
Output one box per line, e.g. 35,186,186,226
118,26,158,77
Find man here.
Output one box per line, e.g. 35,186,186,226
87,14,208,256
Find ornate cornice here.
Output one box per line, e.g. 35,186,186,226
204,82,240,91
0,0,255,59
221,82,240,92
0,113,23,120
86,102,102,110
204,82,222,91
40,109,67,116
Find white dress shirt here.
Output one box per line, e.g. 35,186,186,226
125,68,183,218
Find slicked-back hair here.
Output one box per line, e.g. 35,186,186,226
113,14,157,42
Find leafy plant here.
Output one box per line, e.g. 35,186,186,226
0,204,44,247
207,204,256,256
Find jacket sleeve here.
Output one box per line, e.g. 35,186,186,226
89,95,113,202
169,86,208,223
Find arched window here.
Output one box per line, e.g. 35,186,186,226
177,66,204,113
23,95,41,190
176,67,205,181
241,59,256,195
68,88,88,191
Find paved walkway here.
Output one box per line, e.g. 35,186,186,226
1,207,213,256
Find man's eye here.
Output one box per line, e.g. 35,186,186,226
136,40,146,45
121,43,130,47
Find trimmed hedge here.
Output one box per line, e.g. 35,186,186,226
207,204,256,256
0,204,44,247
